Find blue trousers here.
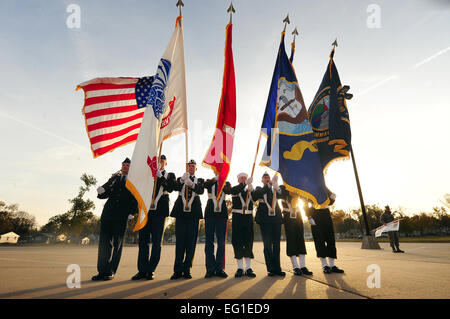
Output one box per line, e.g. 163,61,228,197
204,218,228,273
173,218,199,274
259,222,282,273
97,219,127,276
137,215,166,274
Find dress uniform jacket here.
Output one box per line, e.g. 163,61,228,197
97,172,138,222
170,176,205,219
203,180,231,220
148,170,176,217
170,175,204,275
252,184,282,225
96,172,138,276
230,182,255,259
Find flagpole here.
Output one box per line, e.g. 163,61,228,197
271,14,290,211
176,0,189,210
150,142,163,210
330,39,369,236
245,15,290,208
350,145,370,236
330,40,379,249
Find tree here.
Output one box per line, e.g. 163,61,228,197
41,173,99,240
0,201,37,236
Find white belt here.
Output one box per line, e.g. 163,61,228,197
232,209,253,215
259,198,276,216
208,194,223,200
283,210,298,219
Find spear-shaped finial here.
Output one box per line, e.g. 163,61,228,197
292,27,299,42
283,14,290,31
332,38,338,49
331,38,338,58
227,2,235,23
176,0,184,16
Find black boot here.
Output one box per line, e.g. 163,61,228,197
131,272,147,280
235,269,244,278
245,268,256,278
300,267,313,275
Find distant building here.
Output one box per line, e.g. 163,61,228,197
0,232,20,244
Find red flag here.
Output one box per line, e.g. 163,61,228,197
202,22,236,198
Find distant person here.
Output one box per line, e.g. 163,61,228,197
131,155,176,281
380,205,404,253
305,191,344,274
92,158,138,281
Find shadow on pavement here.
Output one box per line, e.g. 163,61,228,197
274,275,308,298
236,275,284,299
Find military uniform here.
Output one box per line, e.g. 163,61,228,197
136,168,176,278
279,186,313,276
306,206,337,259
380,207,403,252
305,192,344,274
96,170,137,278
279,186,306,256
170,171,204,278
252,181,283,275
230,178,256,277
203,180,231,277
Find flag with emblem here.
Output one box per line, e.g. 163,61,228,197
375,219,402,237
260,31,329,208
126,15,188,231
202,22,236,199
77,22,187,158
77,76,155,158
307,48,352,173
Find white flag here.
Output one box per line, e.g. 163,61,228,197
159,16,188,144
126,16,187,231
375,219,401,238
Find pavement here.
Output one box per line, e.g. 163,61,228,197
0,241,449,299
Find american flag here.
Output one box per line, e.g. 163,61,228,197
77,76,154,158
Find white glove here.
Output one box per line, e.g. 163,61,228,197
330,193,336,200
185,178,195,188
272,176,279,191
181,172,189,182
97,186,105,195
245,177,253,185
308,218,316,226
128,214,134,220
247,183,254,192
156,170,162,178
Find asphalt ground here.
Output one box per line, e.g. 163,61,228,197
0,242,449,299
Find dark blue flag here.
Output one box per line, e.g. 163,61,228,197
260,32,330,208
308,49,352,173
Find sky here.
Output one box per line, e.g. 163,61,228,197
1,0,449,227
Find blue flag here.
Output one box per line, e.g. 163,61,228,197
308,49,352,173
260,32,330,208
